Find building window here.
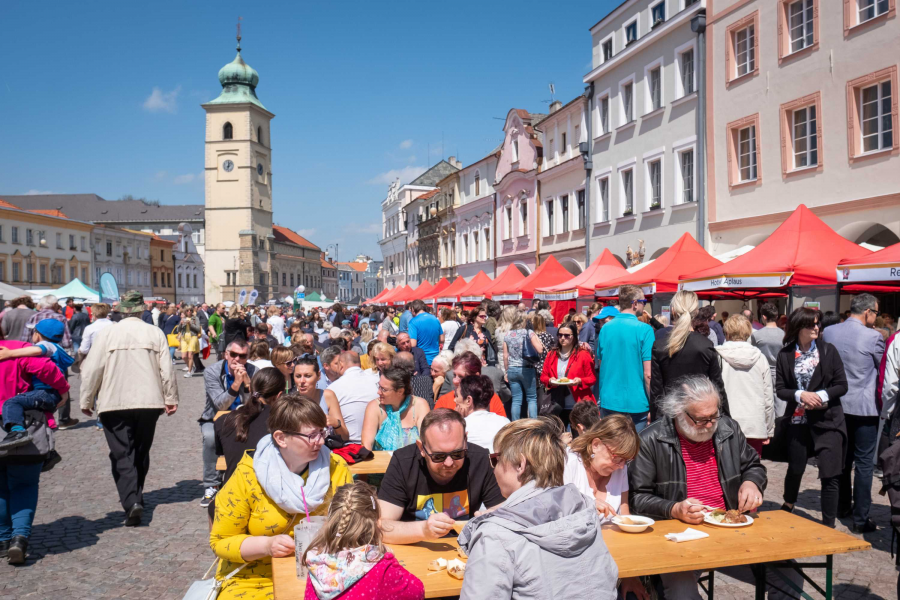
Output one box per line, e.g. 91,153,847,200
506,206,513,239
257,126,263,144
648,159,662,208
462,234,468,264
520,202,528,236
598,176,610,222
194,274,197,289
859,0,890,23
789,0,814,52
484,229,490,260
602,38,613,62
11,227,18,244
81,236,86,252
0,226,3,242
40,264,47,283
577,190,586,230
621,169,634,215
473,233,480,262
512,140,519,163
26,229,34,246
651,2,665,26
223,122,233,140
739,126,758,181
546,200,555,235
625,20,638,45
153,272,158,287
55,233,62,249
793,105,818,167
561,132,567,154
70,266,76,281
474,173,481,196
599,95,610,134
69,234,76,250
107,241,113,256
178,273,183,288
27,263,34,282
648,65,662,111
680,48,695,95
561,195,570,233
735,25,755,77
861,80,893,153
680,149,695,203
621,81,634,125
13,263,20,282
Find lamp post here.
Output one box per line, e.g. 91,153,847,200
295,284,305,313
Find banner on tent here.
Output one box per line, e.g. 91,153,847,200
837,264,900,283
460,295,485,303
438,296,460,303
238,289,248,305
99,273,119,304
595,283,655,298
678,272,794,292
534,289,578,301
492,293,522,301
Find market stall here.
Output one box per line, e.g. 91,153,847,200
480,265,527,301
534,249,629,315
457,271,494,306
432,276,469,308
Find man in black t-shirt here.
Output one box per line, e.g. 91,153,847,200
378,408,505,544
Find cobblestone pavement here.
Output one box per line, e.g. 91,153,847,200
0,364,896,599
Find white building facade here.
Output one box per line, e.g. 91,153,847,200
455,150,499,278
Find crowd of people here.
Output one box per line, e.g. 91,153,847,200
0,287,896,598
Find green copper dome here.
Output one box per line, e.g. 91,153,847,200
207,41,267,111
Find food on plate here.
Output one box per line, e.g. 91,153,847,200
616,516,636,525
724,510,745,524
708,509,726,523
556,377,572,384
447,558,466,579
428,557,448,571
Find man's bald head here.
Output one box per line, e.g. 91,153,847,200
393,351,415,371
341,351,361,368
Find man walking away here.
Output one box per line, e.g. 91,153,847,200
68,303,90,356
80,291,178,526
207,303,225,360
822,293,884,533
596,285,655,432
408,299,443,366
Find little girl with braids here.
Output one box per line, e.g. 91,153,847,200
302,481,424,600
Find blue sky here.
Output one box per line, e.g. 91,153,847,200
0,0,616,261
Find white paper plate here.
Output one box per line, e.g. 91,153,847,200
703,512,753,527
550,378,575,386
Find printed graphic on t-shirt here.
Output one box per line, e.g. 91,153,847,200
415,491,469,520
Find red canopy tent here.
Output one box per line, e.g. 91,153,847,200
492,256,575,302
534,249,628,300
457,271,494,304
679,205,871,296
393,281,435,306
424,278,452,304
596,233,722,299
433,276,469,305
481,265,527,300
837,242,900,286
366,288,391,304
379,285,412,306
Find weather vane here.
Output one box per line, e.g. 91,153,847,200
236,16,243,51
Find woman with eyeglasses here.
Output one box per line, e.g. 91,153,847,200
361,366,430,451
776,307,848,528
650,291,728,422
210,394,353,600
458,418,619,600
539,323,597,427
290,355,349,441
448,308,495,364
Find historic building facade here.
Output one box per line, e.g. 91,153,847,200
454,149,499,279
93,226,153,298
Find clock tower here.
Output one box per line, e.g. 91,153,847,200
202,33,275,303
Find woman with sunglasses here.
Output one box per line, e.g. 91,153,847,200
539,323,597,426
270,347,295,392
448,308,495,363
291,355,349,442
458,418,619,600
361,366,430,451
776,307,848,528
210,394,353,600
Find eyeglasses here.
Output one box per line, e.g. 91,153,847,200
489,453,501,469
602,443,628,467
684,411,721,426
376,383,398,394
283,427,331,444
422,443,467,464
633,299,647,306
228,351,249,359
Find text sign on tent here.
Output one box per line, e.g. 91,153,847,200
595,283,655,298
679,272,794,291
535,289,579,301
838,264,900,283
492,293,522,301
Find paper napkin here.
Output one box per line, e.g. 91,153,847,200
664,528,709,543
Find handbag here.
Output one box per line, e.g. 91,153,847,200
762,415,791,463
167,334,180,348
181,559,248,600
523,332,540,367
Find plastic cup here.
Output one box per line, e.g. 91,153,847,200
294,516,327,579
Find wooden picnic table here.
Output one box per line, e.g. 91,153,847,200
217,450,393,476
272,511,870,599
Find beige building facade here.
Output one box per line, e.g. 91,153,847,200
707,0,899,255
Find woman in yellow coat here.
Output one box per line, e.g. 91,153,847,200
210,394,352,600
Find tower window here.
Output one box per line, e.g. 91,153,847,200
223,122,233,140
258,126,263,144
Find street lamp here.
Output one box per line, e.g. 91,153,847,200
325,244,339,265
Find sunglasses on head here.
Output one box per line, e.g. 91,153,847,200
421,443,467,463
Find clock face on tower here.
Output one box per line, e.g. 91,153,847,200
257,163,264,176
223,160,234,172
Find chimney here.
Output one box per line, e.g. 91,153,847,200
447,156,462,169
549,100,563,114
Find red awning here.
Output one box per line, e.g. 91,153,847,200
431,276,469,304
411,280,435,300
534,249,628,300
838,242,900,286
680,205,871,293
425,278,452,302
482,266,528,300
366,288,391,304
494,256,577,301
597,233,722,298
456,271,494,303
393,282,434,305
380,285,412,305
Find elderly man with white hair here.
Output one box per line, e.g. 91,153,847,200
22,295,72,348
629,375,804,598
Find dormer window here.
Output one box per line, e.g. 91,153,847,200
651,2,665,27
223,122,233,140
625,21,638,45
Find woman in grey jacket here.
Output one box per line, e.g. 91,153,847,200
458,419,620,600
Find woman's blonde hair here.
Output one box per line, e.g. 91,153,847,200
360,323,374,344
569,414,640,464
302,481,384,565
724,314,753,342
371,342,395,370
493,419,566,488
227,303,241,319
666,290,699,357
270,346,294,368
496,306,520,336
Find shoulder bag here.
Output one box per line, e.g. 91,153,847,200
523,331,540,367
182,559,249,600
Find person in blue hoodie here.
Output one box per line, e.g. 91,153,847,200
0,319,73,449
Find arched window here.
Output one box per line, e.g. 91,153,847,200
257,126,263,144
475,172,481,196
223,122,233,140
